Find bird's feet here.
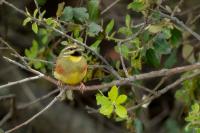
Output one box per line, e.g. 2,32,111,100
79,82,86,93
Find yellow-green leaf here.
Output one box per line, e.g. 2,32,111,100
96,93,110,106
105,19,114,35
56,2,65,17
147,24,163,34
32,22,38,34
23,17,31,26
99,103,113,116
108,85,118,102
115,105,128,119
116,95,127,104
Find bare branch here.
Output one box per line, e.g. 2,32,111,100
0,75,44,91
159,11,200,41
101,0,121,15
4,56,200,91
17,88,59,110
5,91,63,133
128,70,200,111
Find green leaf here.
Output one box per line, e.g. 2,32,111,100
96,93,110,106
125,14,131,28
73,7,89,22
162,28,172,39
88,0,99,21
115,44,130,59
118,27,132,36
33,61,43,69
115,105,128,119
191,103,200,113
116,95,127,104
164,50,177,68
108,85,118,102
88,22,102,36
61,7,73,22
33,9,38,18
170,28,182,47
153,36,171,55
146,48,160,67
99,102,113,116
23,17,31,26
56,2,65,17
36,0,47,6
32,22,38,34
90,39,102,53
147,24,163,34
128,1,145,12
134,119,143,133
45,18,54,25
39,10,46,20
105,19,114,35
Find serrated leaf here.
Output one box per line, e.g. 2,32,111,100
61,7,73,22
115,105,128,119
88,22,102,36
88,0,99,21
146,48,160,67
96,93,110,106
125,14,131,28
23,17,31,26
32,22,38,34
73,7,89,22
56,2,65,17
105,19,114,35
108,85,118,102
116,95,127,104
128,1,145,12
99,102,113,116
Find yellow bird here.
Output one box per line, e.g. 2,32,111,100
54,44,87,87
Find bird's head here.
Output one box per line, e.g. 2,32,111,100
61,43,84,57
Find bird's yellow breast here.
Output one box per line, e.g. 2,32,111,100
65,56,82,62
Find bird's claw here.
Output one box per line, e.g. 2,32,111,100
79,82,86,93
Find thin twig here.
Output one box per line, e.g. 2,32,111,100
128,70,200,111
0,94,16,126
0,75,44,91
0,37,28,66
159,11,200,41
118,42,129,77
5,91,63,133
33,0,41,15
17,88,59,109
171,0,184,17
101,0,121,15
